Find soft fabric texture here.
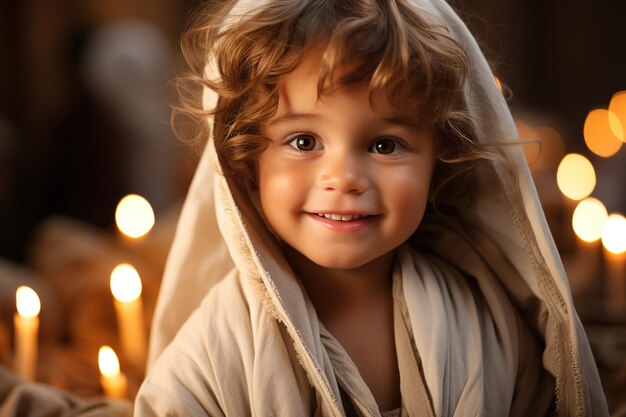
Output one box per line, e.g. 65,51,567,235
136,0,609,416
0,366,132,417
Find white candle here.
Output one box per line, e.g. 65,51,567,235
570,198,607,294
98,346,128,399
14,286,40,380
110,263,147,370
602,214,626,315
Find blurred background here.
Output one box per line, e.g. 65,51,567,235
0,0,624,413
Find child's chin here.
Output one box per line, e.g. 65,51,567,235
307,252,380,271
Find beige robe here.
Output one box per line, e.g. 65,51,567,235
0,366,132,417
136,0,609,416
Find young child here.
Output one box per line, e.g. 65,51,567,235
136,0,608,416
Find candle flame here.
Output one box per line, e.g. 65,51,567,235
98,346,121,377
572,198,608,243
110,264,142,302
556,153,596,201
602,214,626,254
115,194,155,238
16,286,41,318
583,109,623,157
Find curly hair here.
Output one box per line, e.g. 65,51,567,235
174,0,517,211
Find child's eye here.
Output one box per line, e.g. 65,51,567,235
287,134,322,151
369,138,399,154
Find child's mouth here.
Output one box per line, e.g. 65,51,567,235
305,212,381,232
313,213,369,222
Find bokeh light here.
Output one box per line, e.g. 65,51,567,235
536,127,566,171
556,153,596,201
517,120,540,167
115,194,155,238
98,346,121,377
583,109,623,157
16,286,41,318
608,91,626,142
572,198,608,243
602,214,626,254
110,264,143,302
521,125,566,172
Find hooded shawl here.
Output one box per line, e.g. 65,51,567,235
135,0,608,416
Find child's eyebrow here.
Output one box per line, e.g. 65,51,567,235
267,112,318,128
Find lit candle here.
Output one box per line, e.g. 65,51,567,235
556,153,597,241
14,286,40,380
110,263,147,370
98,346,128,399
601,214,626,315
115,194,155,239
570,198,607,294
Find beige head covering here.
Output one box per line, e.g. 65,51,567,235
146,0,608,415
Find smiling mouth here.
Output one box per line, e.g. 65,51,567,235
311,213,375,221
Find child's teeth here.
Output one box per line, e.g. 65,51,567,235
316,213,366,221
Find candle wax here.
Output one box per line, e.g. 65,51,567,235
13,313,38,380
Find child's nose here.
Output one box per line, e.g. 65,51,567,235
318,153,369,194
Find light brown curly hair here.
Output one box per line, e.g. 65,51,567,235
173,0,516,210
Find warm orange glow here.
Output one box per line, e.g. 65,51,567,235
583,109,623,157
516,120,540,167
110,264,142,303
115,194,155,238
602,214,626,254
556,154,596,201
16,286,41,318
533,127,566,171
608,111,624,141
494,76,503,92
98,346,121,378
608,91,626,142
572,198,608,243
517,122,566,172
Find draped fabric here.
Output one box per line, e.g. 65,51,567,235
0,366,132,417
136,244,554,417
138,0,608,415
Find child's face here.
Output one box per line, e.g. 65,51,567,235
257,53,435,270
